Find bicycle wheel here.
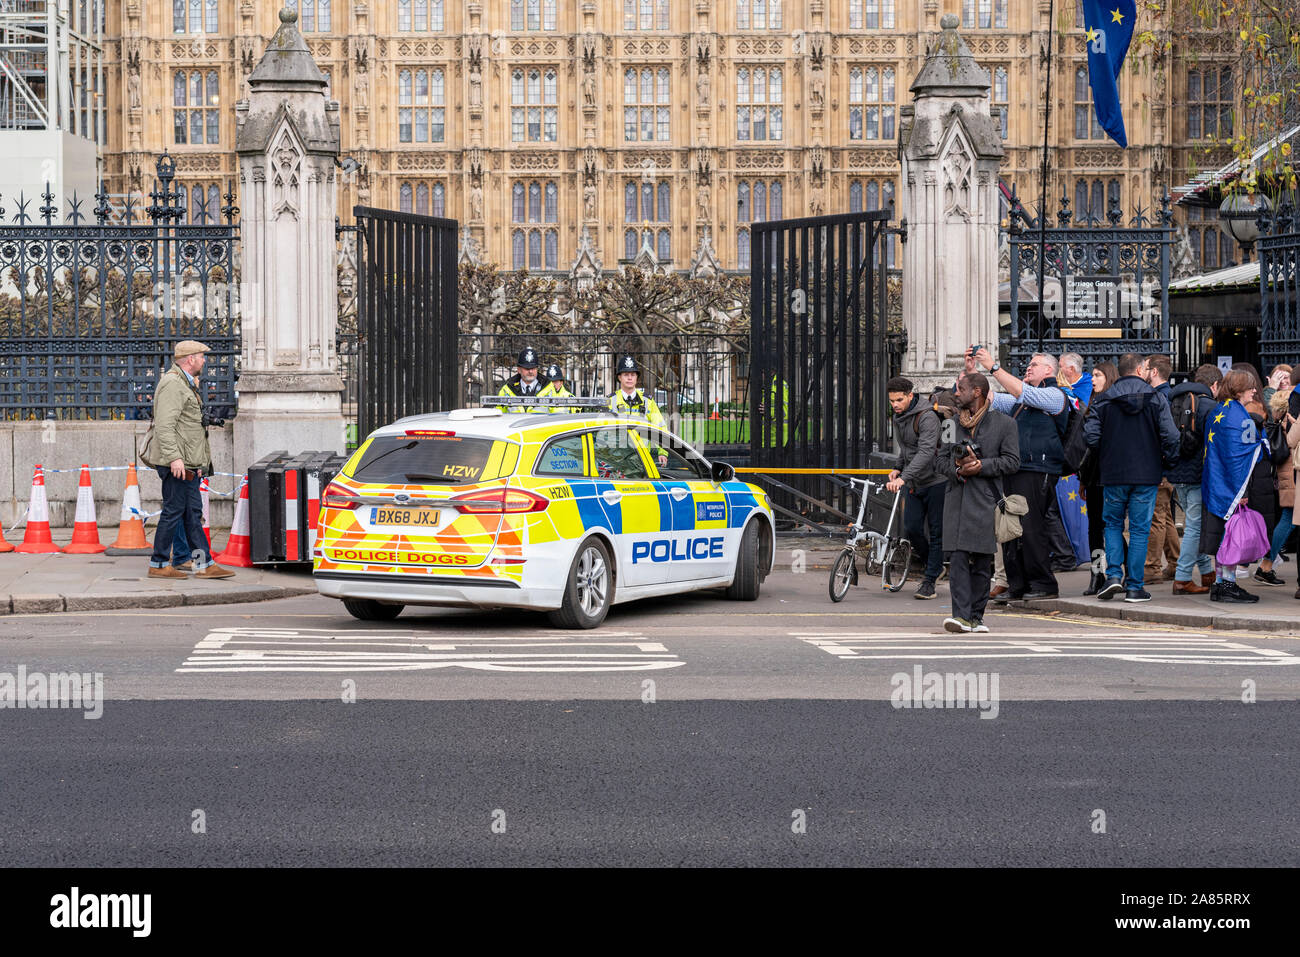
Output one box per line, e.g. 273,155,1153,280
829,549,856,603
882,539,913,592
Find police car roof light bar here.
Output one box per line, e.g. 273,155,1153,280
478,395,611,411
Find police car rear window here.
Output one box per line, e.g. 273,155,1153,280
350,435,500,485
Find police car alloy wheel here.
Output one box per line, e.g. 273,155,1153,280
342,598,404,622
549,537,613,629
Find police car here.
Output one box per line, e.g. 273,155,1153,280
312,400,775,628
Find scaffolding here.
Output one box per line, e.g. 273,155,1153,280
0,0,103,139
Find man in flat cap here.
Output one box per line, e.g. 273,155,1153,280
140,340,235,580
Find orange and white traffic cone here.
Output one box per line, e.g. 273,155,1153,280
107,463,153,554
213,476,253,568
0,521,13,553
62,464,107,554
200,476,213,551
709,400,722,421
15,465,60,553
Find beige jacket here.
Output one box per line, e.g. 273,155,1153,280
140,365,213,472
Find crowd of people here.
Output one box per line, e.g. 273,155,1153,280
888,352,1300,633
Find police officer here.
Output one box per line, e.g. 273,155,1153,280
539,364,576,412
608,355,667,465
497,347,551,411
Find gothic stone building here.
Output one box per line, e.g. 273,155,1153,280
103,1,1239,272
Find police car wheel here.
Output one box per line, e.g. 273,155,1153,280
724,521,762,601
548,537,613,629
342,598,404,622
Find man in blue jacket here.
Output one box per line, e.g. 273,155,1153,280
1083,352,1181,602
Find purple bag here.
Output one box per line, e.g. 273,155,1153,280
1216,445,1269,566
1216,505,1270,566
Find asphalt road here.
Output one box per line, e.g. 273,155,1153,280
1,571,1297,866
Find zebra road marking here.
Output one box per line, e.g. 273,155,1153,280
177,627,685,673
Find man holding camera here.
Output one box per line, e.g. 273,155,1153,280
935,371,1021,634
969,347,1070,600
140,341,235,580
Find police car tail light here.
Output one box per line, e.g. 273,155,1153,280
321,482,360,510
405,429,456,438
452,488,550,514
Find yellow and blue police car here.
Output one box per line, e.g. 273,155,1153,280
312,401,775,628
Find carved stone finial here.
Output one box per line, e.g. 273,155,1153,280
280,6,297,23
940,13,959,30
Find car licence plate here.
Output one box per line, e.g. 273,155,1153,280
370,507,441,528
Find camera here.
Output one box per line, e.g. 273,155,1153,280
955,441,982,482
967,344,985,358
201,412,225,428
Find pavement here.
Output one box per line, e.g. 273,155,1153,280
0,548,316,614
1,531,1295,635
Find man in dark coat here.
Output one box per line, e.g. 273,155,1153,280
886,376,946,600
935,372,1021,634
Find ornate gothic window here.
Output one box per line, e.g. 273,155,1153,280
512,180,559,270
173,0,218,33
512,67,559,142
737,0,783,29
1185,206,1223,271
848,66,895,140
172,70,219,144
398,0,444,31
991,66,1009,139
963,0,1007,29
398,68,446,143
624,67,671,141
1188,67,1233,140
624,179,671,260
285,0,331,31
737,180,783,223
1074,67,1106,140
399,182,447,216
512,0,557,31
624,0,668,29
849,1,894,29
736,67,782,141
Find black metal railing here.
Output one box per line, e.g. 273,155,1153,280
0,152,239,419
1260,199,1300,371
1008,187,1172,375
350,204,458,440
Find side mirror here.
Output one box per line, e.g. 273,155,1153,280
710,461,734,483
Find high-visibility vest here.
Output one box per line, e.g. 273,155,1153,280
608,388,666,429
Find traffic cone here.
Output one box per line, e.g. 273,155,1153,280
107,463,153,554
62,464,107,554
709,400,722,421
199,476,213,551
15,465,60,553
213,476,253,567
0,521,13,553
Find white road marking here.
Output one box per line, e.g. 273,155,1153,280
178,627,686,673
792,632,1300,666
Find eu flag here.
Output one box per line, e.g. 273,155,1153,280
1082,0,1136,148
1201,400,1267,520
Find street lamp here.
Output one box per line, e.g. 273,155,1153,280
1218,190,1272,263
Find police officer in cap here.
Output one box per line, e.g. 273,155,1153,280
608,354,667,464
498,346,551,412
539,363,576,412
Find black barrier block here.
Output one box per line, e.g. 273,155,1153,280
248,450,289,564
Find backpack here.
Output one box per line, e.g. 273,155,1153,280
1058,390,1089,476
911,389,956,434
1170,390,1203,460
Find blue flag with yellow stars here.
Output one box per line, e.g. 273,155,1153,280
1056,474,1091,566
1082,0,1136,148
1202,400,1267,519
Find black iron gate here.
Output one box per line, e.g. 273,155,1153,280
0,153,239,419
1260,198,1300,370
350,204,458,439
1008,188,1172,374
750,209,893,527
